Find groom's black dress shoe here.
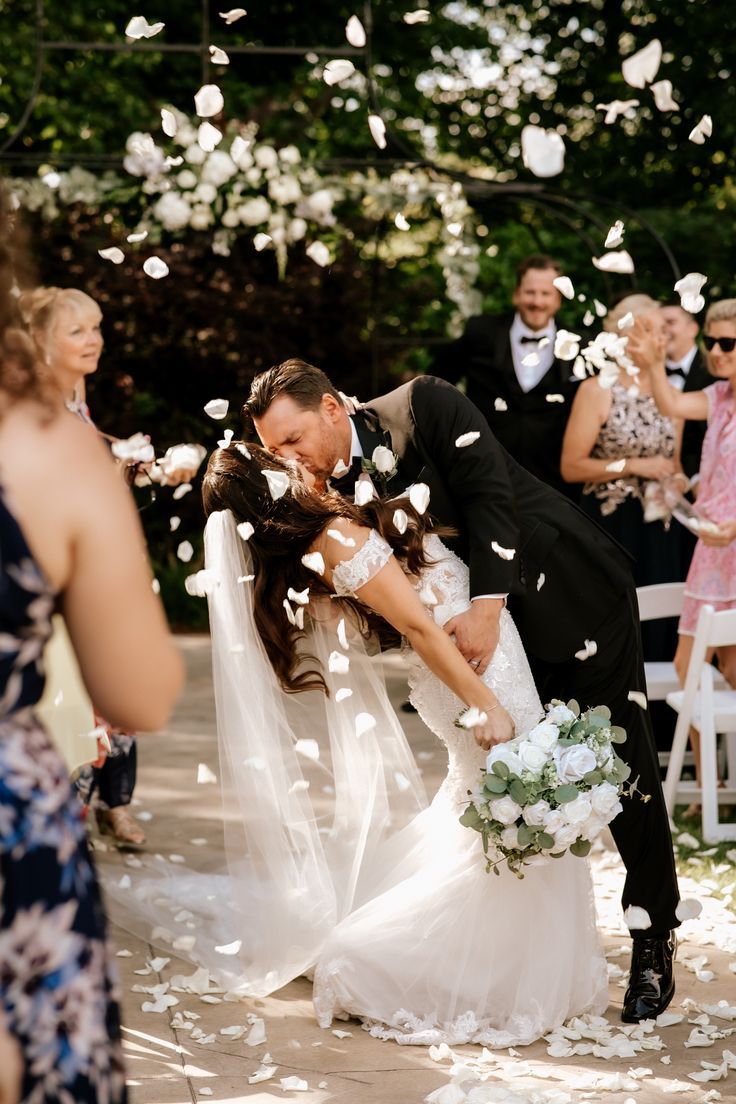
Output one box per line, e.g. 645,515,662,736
622,932,677,1023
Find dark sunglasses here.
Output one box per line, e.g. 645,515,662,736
703,335,736,353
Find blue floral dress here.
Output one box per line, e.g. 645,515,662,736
0,488,127,1103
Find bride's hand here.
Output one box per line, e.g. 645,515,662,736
473,704,515,751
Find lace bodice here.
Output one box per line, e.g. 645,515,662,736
332,530,543,805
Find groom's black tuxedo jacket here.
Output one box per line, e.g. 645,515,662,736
433,312,579,494
354,376,633,664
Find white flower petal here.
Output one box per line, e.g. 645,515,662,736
689,115,713,144
491,540,516,561
617,311,635,330
368,114,387,150
624,904,652,930
345,14,366,47
354,479,375,506
605,220,626,248
111,432,154,463
306,241,331,267
597,99,640,124
676,898,703,921
537,573,545,591
185,570,219,597
301,551,325,575
592,250,635,274
218,428,234,448
197,763,217,784
323,59,355,86
253,232,272,251
409,482,430,515
125,16,165,40
393,508,408,534
553,276,575,300
494,397,508,412
126,230,148,243
651,79,679,112
248,1067,277,1084
622,39,662,89
173,482,193,500
263,469,290,501
143,256,169,279
545,393,565,403
327,528,356,548
521,125,565,178
280,1078,308,1093
675,272,708,314
215,940,242,955
236,521,254,541
457,706,488,729
287,587,309,605
161,108,177,137
98,246,125,264
394,212,410,230
404,10,431,23
204,398,229,419
355,712,376,737
219,8,246,24
455,431,480,448
209,45,230,65
197,121,222,152
177,540,194,563
628,690,648,709
195,84,224,118
574,638,598,661
337,618,349,650
606,459,627,473
335,687,353,703
328,651,349,674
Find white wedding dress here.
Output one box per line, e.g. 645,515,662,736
313,531,608,1046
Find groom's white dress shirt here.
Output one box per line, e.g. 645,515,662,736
665,344,698,391
510,313,557,392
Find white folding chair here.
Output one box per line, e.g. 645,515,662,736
663,604,736,843
636,582,687,704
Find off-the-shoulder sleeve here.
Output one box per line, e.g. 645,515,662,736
332,529,394,597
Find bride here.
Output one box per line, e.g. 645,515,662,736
193,441,608,1047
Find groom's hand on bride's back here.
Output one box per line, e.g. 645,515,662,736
444,598,503,676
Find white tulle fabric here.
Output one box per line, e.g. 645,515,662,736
312,533,609,1045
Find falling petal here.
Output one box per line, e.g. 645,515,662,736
606,459,627,473
218,428,234,448
597,99,640,124
689,115,713,144
354,479,374,506
215,940,242,955
675,272,708,315
368,114,387,149
126,230,148,243
262,469,290,500
331,457,350,477
301,551,325,575
393,508,408,534
457,706,488,729
173,482,192,500
554,329,581,360
306,241,331,267
455,431,480,448
676,898,703,921
161,108,177,137
323,59,355,86
409,482,430,514
327,528,356,548
204,398,229,419
394,771,412,792
628,690,648,709
394,213,410,231
355,712,376,737
404,9,431,23
125,16,165,39
294,741,319,761
143,256,169,279
592,251,635,274
553,276,575,300
328,651,349,674
335,688,353,703
622,39,662,89
177,540,194,563
624,905,652,930
253,232,272,251
209,45,230,65
197,763,217,784
248,1067,278,1084
219,8,246,23
194,84,224,118
287,587,309,605
111,432,154,463
617,311,635,330
491,540,516,561
237,521,254,541
185,570,219,597
594,299,608,317
198,121,222,151
280,1079,308,1093
98,246,124,264
494,397,508,412
545,393,565,403
605,220,626,248
337,618,349,650
345,14,366,47
651,79,679,112
521,125,565,178
574,638,598,661
537,573,545,591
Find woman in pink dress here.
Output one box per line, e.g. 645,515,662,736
630,297,736,691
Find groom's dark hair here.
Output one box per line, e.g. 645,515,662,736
243,358,342,421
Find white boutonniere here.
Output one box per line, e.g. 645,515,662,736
361,444,399,490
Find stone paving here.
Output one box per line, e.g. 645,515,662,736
94,636,736,1104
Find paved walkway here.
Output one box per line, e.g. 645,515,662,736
95,637,736,1104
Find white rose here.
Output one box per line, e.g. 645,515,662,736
201,150,237,187
542,809,566,835
268,174,302,205
153,191,192,231
500,826,521,850
176,169,198,190
545,704,576,726
579,814,607,842
184,143,207,166
561,794,593,825
553,744,597,783
371,445,396,474
486,743,523,777
287,217,307,243
553,824,580,849
238,197,271,226
254,145,279,170
279,144,301,165
488,795,523,826
527,720,559,751
522,799,550,827
221,207,240,228
189,204,214,230
194,182,217,204
516,740,549,777
590,781,622,819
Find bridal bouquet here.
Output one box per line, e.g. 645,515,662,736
459,701,634,876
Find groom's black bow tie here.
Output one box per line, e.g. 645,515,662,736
519,334,545,344
329,456,363,493
665,364,687,381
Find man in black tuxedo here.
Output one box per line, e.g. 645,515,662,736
244,361,681,1023
433,253,578,495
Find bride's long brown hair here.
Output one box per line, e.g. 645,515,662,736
202,443,448,694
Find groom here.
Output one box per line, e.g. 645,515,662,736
244,358,681,1023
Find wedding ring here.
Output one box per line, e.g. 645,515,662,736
470,659,480,668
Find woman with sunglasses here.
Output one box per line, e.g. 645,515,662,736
628,298,736,696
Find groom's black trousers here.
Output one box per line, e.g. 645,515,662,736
527,586,680,937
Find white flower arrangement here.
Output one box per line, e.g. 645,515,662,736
460,700,643,877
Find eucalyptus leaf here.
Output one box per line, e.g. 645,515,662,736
517,823,534,847
554,783,579,803
509,779,528,805
610,725,628,744
459,806,484,831
492,761,510,780
583,769,602,785
484,775,508,795
537,832,555,849
570,837,592,858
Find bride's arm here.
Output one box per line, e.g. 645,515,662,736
318,520,514,749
